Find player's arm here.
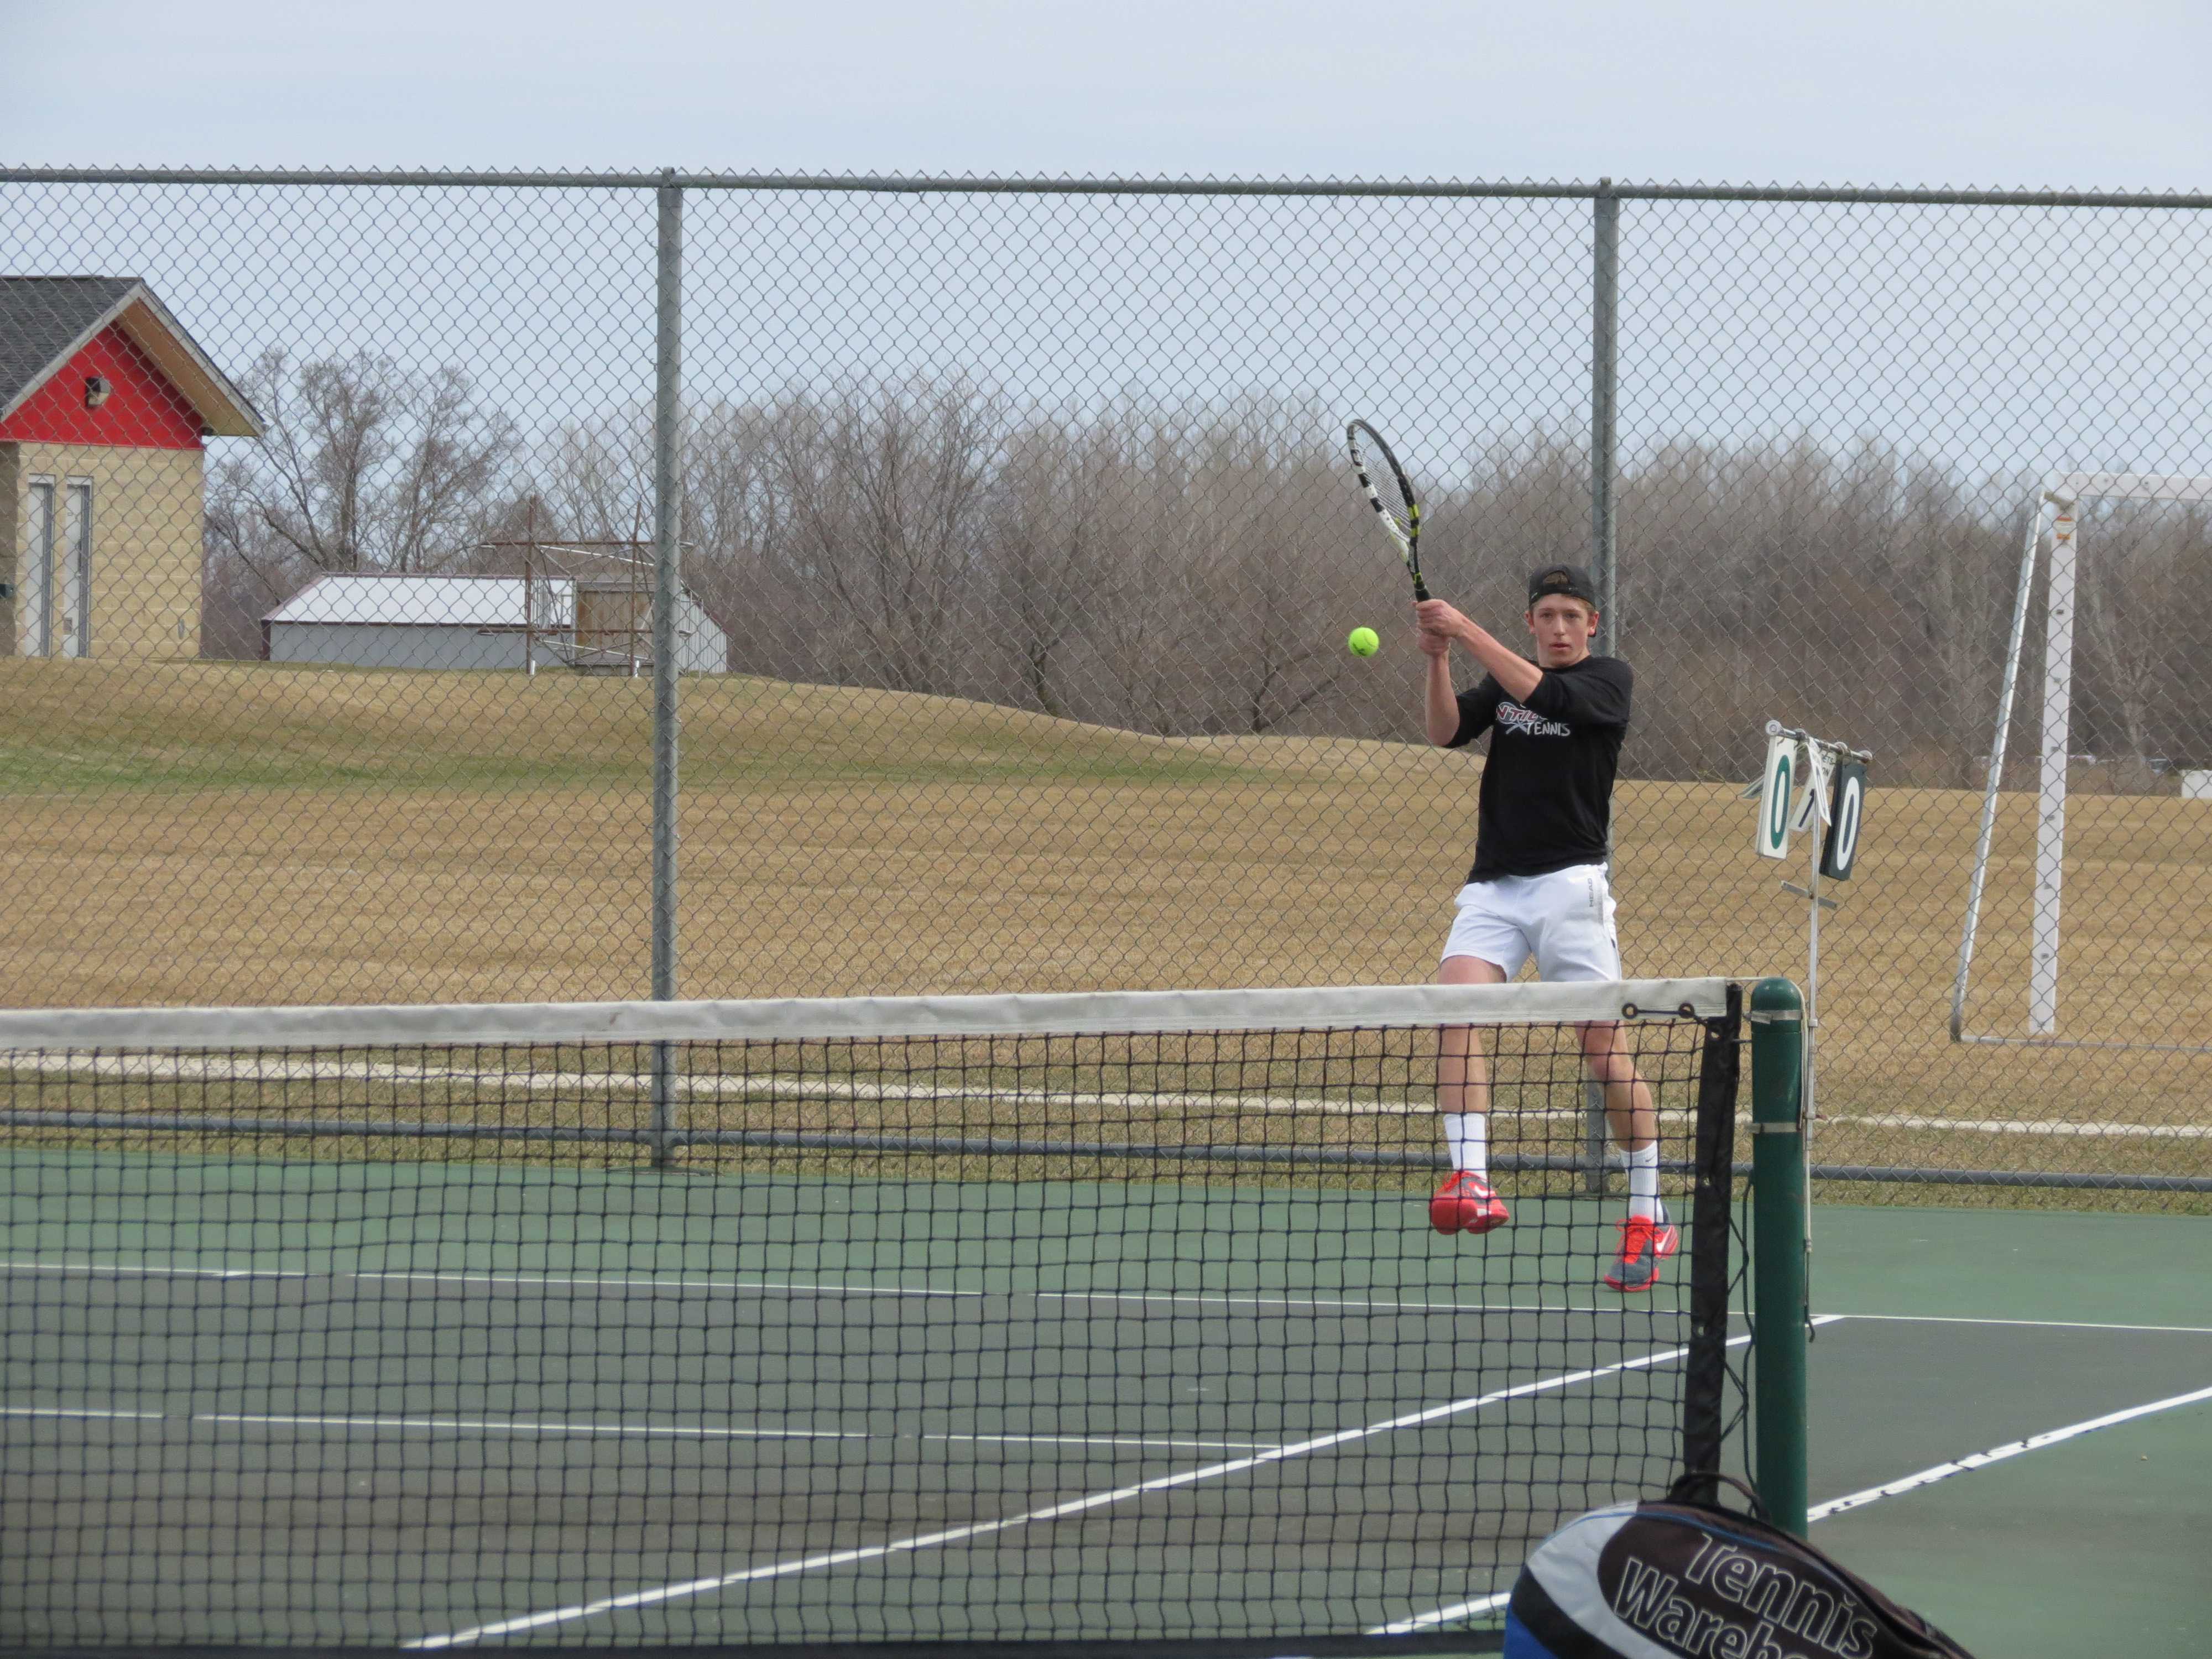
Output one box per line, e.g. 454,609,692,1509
1416,600,1541,703
1420,619,1501,750
1420,620,1462,745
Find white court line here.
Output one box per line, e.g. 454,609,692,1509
1808,1383,2212,1520
1820,1113,2212,1140
19,1258,2205,1335
0,1259,314,1281
0,1050,1467,1117
1374,1321,2200,1637
403,1336,1708,1650
1039,1288,1718,1317
1828,1312,2212,1338
1371,1589,1517,1632
2,1405,169,1422
0,1404,1269,1452
20,1050,2188,1134
354,1271,986,1300
0,1260,985,1298
1368,1320,1832,1637
1,1045,1726,1124
0,1259,1720,1319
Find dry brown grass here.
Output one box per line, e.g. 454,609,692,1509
2,657,2206,1208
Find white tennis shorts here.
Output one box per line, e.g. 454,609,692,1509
1439,862,1621,982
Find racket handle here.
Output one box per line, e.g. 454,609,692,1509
1412,579,1431,602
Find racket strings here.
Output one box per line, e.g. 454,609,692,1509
1345,422,1428,601
1363,472,1417,542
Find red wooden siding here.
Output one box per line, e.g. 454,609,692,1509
0,324,207,450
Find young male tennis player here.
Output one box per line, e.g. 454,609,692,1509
1413,564,1672,1292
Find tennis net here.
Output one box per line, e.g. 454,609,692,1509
1,978,1746,1654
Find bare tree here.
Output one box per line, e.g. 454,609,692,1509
202,348,518,653
766,379,1001,696
1179,415,1361,735
981,420,1131,719
2076,498,2212,789
188,338,2109,787
536,408,651,545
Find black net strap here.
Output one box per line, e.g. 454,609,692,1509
1682,982,1746,1498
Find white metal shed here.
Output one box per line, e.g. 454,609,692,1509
260,574,727,674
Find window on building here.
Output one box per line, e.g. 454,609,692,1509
22,478,54,656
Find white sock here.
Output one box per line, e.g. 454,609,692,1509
1444,1113,1488,1177
1627,1143,1664,1223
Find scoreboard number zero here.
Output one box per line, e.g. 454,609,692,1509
1820,760,1866,880
1755,733,1796,860
1756,731,1868,877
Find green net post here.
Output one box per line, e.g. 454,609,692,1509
1749,975,1809,1535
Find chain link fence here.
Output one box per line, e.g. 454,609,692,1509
1,169,2207,1206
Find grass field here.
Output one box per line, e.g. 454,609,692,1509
2,658,2206,1208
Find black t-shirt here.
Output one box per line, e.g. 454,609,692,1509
1447,654,1633,881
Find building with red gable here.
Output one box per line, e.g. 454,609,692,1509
1,276,261,659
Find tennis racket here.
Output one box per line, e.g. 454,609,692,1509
1344,420,1428,600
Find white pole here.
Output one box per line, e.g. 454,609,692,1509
1950,489,2049,1039
2030,495,2079,1035
524,537,537,678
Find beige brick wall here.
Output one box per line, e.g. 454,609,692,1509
0,447,17,654
7,442,204,660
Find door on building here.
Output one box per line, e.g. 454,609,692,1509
577,583,647,674
58,480,91,658
21,478,53,655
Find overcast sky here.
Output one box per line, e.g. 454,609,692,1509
3,0,2209,189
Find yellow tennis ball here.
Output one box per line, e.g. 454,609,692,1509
1347,627,1380,658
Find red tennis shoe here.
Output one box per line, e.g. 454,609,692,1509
1603,1215,1681,1292
1430,1170,1510,1236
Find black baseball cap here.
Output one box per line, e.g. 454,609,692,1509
1527,564,1600,609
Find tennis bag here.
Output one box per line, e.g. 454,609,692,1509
1504,1478,1977,1659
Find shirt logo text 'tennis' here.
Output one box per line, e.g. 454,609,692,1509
1496,702,1573,738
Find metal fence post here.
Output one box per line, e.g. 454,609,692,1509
1583,179,1623,1192
1591,177,1619,652
1749,976,1809,1535
650,170,685,1165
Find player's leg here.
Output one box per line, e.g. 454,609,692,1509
1578,1017,1678,1288
1580,1018,1665,1223
1435,952,1512,1234
1432,882,1528,1236
1526,864,1678,1290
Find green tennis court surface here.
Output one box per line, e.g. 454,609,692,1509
3,1150,1721,1650
0,982,1747,1653
1798,1207,2211,1659
3,983,2201,1659
7,1159,2201,1655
